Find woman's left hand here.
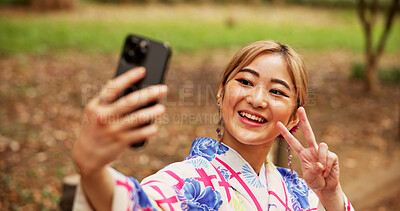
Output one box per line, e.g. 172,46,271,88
277,107,340,192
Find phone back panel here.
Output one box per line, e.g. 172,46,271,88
115,34,171,93
114,34,171,148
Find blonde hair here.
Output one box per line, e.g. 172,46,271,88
219,41,309,116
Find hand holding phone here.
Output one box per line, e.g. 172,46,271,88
72,34,170,194
115,34,171,148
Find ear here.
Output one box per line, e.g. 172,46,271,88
287,109,300,131
217,84,223,99
217,84,223,108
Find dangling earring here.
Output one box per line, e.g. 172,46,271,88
280,122,299,180
216,118,222,140
216,98,223,140
287,146,294,179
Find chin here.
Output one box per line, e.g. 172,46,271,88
235,131,275,146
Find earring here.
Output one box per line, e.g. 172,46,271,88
280,122,299,180
278,122,299,139
287,146,294,180
216,118,222,140
216,99,223,140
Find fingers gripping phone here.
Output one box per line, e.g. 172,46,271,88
115,34,171,148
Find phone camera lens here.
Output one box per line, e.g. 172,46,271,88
130,37,139,45
127,49,135,57
139,40,149,55
123,36,148,64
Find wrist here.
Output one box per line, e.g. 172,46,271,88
72,141,106,178
80,166,109,183
315,185,345,211
315,183,342,196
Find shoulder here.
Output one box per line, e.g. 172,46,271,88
167,155,214,172
277,167,312,208
276,167,309,192
141,156,216,185
188,137,229,161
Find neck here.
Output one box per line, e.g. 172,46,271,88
221,133,274,175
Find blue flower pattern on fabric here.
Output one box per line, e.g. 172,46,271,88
217,166,231,181
277,167,310,210
184,158,210,169
241,164,264,189
173,186,189,210
189,137,228,161
128,177,157,210
182,178,223,211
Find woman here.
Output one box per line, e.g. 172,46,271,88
72,41,354,210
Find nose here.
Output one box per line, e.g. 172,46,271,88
246,86,268,108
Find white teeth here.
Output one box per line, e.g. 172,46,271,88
239,111,265,123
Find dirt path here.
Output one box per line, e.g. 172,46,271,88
0,50,399,209
347,160,400,210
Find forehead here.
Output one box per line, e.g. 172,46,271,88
242,53,292,82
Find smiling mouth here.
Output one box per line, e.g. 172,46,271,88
238,111,267,123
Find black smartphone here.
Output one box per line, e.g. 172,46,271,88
115,34,171,148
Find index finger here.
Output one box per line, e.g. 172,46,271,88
97,67,146,104
277,121,304,154
297,107,318,150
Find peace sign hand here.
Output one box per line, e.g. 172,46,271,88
277,107,340,192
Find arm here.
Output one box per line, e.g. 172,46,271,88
314,185,345,211
72,67,168,210
79,167,114,211
277,107,353,211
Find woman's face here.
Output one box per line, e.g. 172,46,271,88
220,53,298,146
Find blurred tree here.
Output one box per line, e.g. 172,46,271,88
0,0,28,5
272,0,285,5
356,0,399,92
30,0,75,10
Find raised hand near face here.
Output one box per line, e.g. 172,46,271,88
277,107,340,192
72,67,168,177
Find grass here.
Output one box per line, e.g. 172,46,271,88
0,3,399,55
351,63,400,83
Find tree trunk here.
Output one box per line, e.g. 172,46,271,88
356,0,399,93
365,56,378,92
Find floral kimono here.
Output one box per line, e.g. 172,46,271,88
73,137,354,211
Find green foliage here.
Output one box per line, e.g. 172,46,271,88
379,67,400,83
0,0,28,5
351,63,365,79
351,63,400,83
1,17,399,55
79,0,395,6
0,3,399,55
287,0,395,7
82,0,264,3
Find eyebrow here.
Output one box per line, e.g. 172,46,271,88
271,78,291,90
238,68,259,77
238,68,291,91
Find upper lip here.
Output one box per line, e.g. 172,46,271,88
238,110,268,121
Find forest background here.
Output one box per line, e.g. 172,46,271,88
0,0,399,210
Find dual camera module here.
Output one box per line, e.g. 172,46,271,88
123,36,149,64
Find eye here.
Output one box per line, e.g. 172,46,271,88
270,89,288,97
236,79,253,86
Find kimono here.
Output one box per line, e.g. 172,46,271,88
73,137,354,211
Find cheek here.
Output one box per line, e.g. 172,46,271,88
268,98,295,122
222,84,247,110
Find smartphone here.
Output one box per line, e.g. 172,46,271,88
115,34,171,148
